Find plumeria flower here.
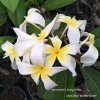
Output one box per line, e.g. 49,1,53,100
55,15,86,44
17,42,66,90
13,14,59,57
1,41,20,69
45,36,80,76
80,33,99,66
20,8,45,32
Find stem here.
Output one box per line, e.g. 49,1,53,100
60,25,68,39
80,35,89,46
32,24,42,30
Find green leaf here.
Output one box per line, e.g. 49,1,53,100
95,39,100,54
0,36,15,53
27,24,40,35
0,2,7,26
42,0,76,10
92,26,100,39
95,39,100,48
81,67,100,100
7,0,31,27
0,13,7,27
38,70,77,100
0,0,19,13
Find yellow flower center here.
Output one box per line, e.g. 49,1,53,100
32,65,52,79
54,49,60,55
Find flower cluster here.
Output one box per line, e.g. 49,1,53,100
2,8,98,90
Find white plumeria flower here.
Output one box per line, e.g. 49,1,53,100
13,14,59,57
45,36,80,76
1,41,20,69
19,8,45,32
17,42,66,90
80,33,99,66
54,14,86,44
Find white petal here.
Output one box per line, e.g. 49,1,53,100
2,41,13,51
60,44,80,55
67,26,80,44
45,44,55,54
42,14,59,37
11,60,18,70
41,74,57,90
31,73,40,85
19,21,27,32
22,49,30,63
30,42,45,65
57,54,77,76
28,8,40,15
50,36,62,50
17,62,34,75
13,28,33,41
81,44,98,66
79,20,87,32
45,54,56,67
26,12,45,27
52,21,61,31
14,40,34,56
47,67,67,76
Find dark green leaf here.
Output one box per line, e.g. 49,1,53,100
27,24,40,35
95,39,100,54
81,67,100,100
92,26,100,39
95,39,100,48
38,70,77,100
0,0,19,13
0,36,15,53
0,2,7,26
42,0,76,10
7,0,32,27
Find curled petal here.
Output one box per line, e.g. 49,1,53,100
79,20,87,32
28,8,40,15
25,11,45,27
81,44,98,66
67,26,80,44
19,21,27,32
